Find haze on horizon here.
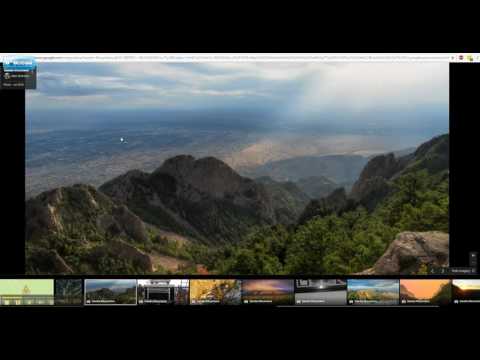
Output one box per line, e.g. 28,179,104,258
26,61,449,136
25,62,449,197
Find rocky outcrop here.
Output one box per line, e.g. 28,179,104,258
414,134,449,159
359,231,449,275
350,177,392,211
26,184,114,242
26,248,74,274
355,153,401,183
25,183,158,274
107,240,153,272
157,155,247,198
402,134,449,175
155,155,276,219
399,284,416,299
112,205,148,243
350,153,401,209
101,155,304,243
26,184,149,245
96,169,151,204
350,134,449,210
89,239,154,272
255,176,310,224
298,187,357,225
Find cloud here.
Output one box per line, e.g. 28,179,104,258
286,62,448,115
27,61,449,132
86,279,136,291
30,62,284,110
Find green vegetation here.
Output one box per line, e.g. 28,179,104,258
26,165,448,275
85,286,136,304
129,201,196,239
378,170,449,233
141,232,192,260
25,135,449,275
188,169,449,275
347,290,398,301
95,254,147,274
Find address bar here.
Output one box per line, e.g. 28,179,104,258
0,53,458,62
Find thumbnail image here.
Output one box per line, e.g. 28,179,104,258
0,279,54,306
347,279,399,306
55,279,83,306
400,279,451,306
137,279,189,305
295,279,346,306
189,280,241,305
85,279,137,305
242,279,294,305
452,280,480,303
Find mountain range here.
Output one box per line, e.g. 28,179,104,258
25,133,449,275
298,133,449,224
99,155,308,244
399,284,416,300
239,154,368,184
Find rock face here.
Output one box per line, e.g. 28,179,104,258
403,133,449,175
350,134,449,210
25,184,153,274
399,284,416,299
26,248,74,274
111,205,149,243
255,176,310,224
26,155,312,273
26,134,450,275
350,153,400,210
26,184,149,244
350,176,393,211
89,239,154,272
356,153,401,182
100,155,302,243
360,231,449,275
298,187,356,225
155,156,278,221
158,155,248,199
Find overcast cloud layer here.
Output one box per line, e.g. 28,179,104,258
27,62,449,130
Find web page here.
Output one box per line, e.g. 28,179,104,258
0,53,478,309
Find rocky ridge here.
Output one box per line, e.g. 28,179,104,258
359,231,449,275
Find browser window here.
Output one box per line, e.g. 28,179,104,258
0,53,478,309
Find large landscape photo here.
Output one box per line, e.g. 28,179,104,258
25,61,450,275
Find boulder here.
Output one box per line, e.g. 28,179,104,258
360,231,449,275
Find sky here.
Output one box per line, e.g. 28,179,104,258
242,279,294,293
0,279,54,295
348,279,399,292
453,280,480,290
26,61,449,133
401,280,450,298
